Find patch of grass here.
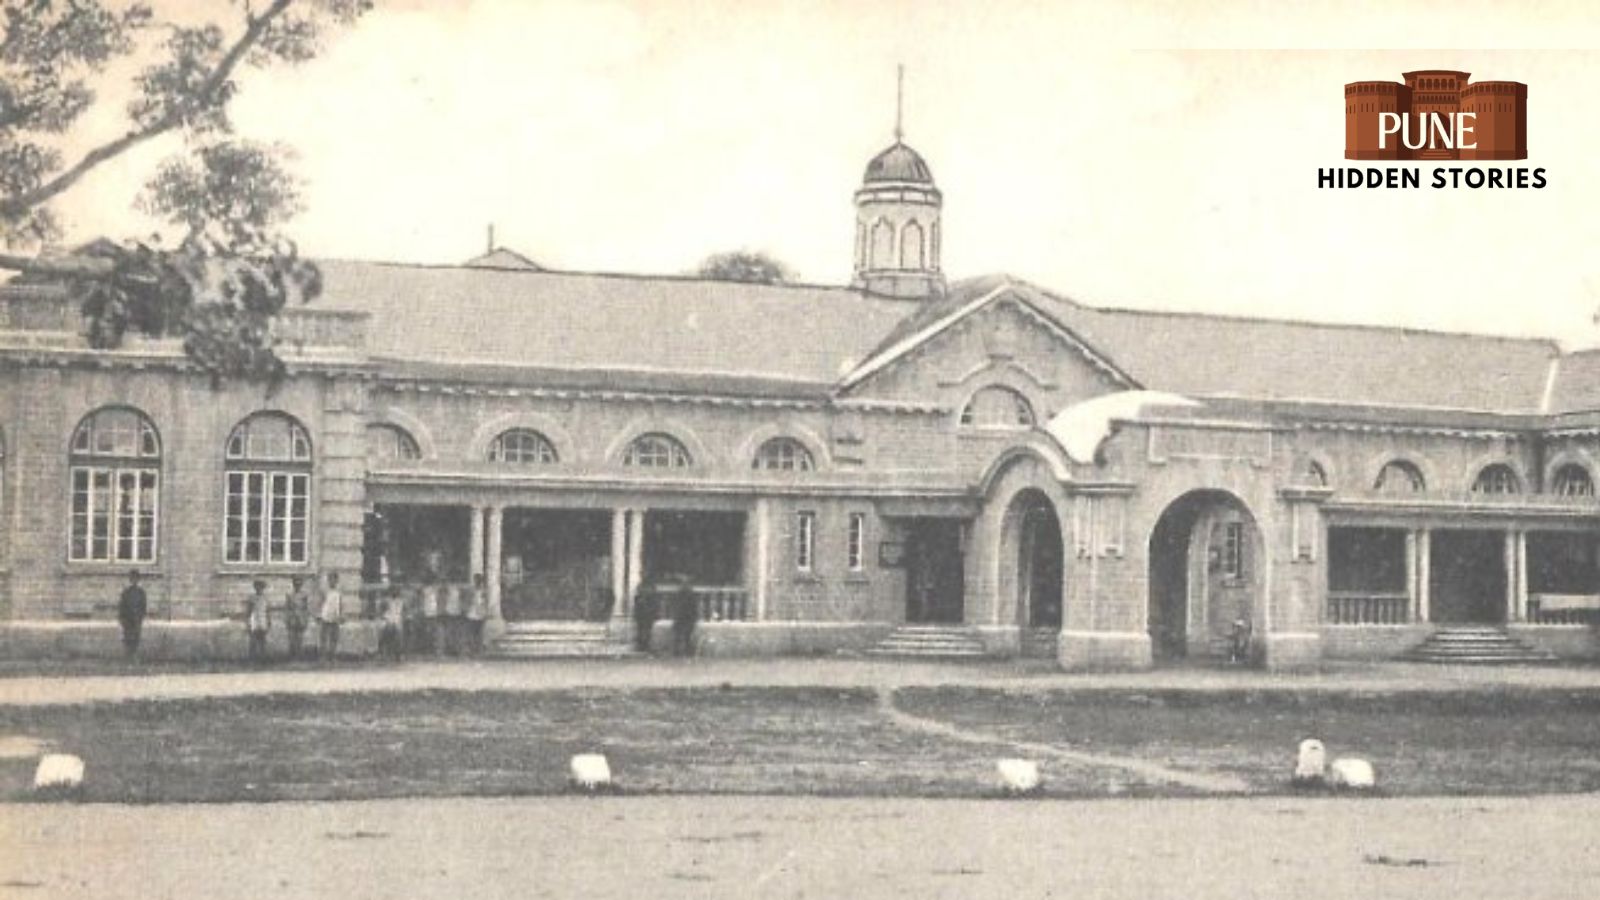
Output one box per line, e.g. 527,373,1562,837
0,688,1026,803
6,686,1600,803
894,687,1600,796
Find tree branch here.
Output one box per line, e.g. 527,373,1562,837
0,0,296,220
0,251,113,276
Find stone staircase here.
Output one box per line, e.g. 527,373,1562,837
1401,625,1556,665
867,625,988,660
486,621,633,659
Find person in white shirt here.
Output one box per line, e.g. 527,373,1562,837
243,578,271,664
317,572,345,662
464,573,489,655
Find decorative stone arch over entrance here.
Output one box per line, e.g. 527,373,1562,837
1147,489,1265,665
966,445,1071,655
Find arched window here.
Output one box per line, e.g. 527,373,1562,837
1551,463,1595,497
899,220,925,269
753,437,815,472
488,429,557,464
1373,460,1425,494
930,220,941,268
1471,464,1521,495
366,424,421,462
623,433,691,468
69,407,161,563
869,218,894,270
225,413,312,565
959,386,1036,429
1296,458,1329,487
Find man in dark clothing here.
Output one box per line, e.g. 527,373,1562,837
117,570,148,659
633,581,660,653
670,576,699,657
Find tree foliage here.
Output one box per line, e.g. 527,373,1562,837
0,0,371,384
696,250,793,285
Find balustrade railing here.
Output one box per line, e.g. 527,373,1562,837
1327,591,1411,625
690,586,751,622
1527,594,1600,626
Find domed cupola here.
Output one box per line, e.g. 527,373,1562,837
852,69,945,301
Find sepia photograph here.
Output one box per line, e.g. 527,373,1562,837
3,1,1600,897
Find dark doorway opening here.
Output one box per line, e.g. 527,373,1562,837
501,509,612,622
642,510,745,586
1147,490,1261,663
1018,495,1064,629
904,518,966,624
364,504,472,584
1428,530,1505,624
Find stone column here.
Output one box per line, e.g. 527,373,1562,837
1513,529,1528,623
486,505,505,633
1404,529,1418,623
752,498,771,621
1417,528,1431,624
611,508,629,621
625,508,646,606
1503,530,1518,623
469,505,485,580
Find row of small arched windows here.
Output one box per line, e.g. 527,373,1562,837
856,217,939,271
370,423,819,473
1299,456,1596,498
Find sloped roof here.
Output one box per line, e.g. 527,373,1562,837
1546,349,1600,414
311,259,917,391
463,247,543,271
851,275,1562,414
1056,300,1559,414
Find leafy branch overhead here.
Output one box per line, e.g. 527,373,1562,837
0,0,372,383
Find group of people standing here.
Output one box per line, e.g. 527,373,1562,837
240,573,347,663
374,573,490,661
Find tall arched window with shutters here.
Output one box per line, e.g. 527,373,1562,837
69,407,161,564
224,413,312,565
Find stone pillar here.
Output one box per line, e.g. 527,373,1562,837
611,508,629,621
469,505,485,580
1512,529,1528,622
1503,530,1518,623
486,505,505,635
1417,528,1431,624
1404,529,1418,623
752,498,771,620
625,508,645,605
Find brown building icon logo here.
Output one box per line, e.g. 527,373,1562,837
1345,70,1526,161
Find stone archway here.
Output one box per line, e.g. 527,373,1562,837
1002,488,1063,631
1147,489,1264,664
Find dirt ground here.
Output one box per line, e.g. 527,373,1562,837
3,793,1598,899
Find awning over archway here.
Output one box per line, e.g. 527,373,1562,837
1044,390,1202,464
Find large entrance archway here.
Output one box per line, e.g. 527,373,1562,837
1006,489,1064,630
1147,490,1263,663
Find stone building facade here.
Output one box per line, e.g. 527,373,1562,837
1,134,1594,667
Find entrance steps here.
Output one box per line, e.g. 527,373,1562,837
486,622,633,659
867,625,988,659
1401,625,1556,665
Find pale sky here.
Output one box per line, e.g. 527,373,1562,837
47,0,1600,345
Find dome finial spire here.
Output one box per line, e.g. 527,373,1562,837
894,63,904,142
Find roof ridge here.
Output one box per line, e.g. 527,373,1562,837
314,256,863,295
1070,297,1561,351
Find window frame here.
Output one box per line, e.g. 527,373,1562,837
796,510,816,573
67,408,162,565
488,428,557,465
753,437,815,472
223,414,313,567
846,512,866,572
1552,463,1596,498
623,433,692,469
367,423,422,462
958,385,1036,429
